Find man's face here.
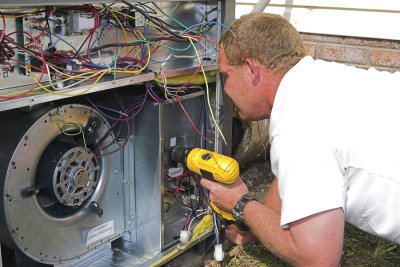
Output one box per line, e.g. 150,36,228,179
218,48,269,121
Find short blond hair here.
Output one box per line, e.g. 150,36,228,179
220,12,305,74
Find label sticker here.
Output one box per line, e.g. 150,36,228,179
170,137,177,147
168,167,184,178
86,220,114,246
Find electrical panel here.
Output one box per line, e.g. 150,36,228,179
0,1,234,266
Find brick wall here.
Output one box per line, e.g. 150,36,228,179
300,33,400,72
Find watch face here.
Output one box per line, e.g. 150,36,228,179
231,208,244,224
231,193,257,224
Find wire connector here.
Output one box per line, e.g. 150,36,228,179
180,230,191,244
214,244,224,261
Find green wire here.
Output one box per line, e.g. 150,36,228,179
114,47,121,81
131,39,192,52
152,3,188,29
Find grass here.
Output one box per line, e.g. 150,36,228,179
205,224,400,267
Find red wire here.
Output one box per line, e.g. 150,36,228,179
0,12,5,44
0,31,46,99
147,88,162,103
173,36,211,143
24,8,53,47
86,6,101,52
172,179,185,196
183,211,192,230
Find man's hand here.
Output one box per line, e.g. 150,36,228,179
200,177,249,211
225,224,256,245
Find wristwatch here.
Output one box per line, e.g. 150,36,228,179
231,193,258,224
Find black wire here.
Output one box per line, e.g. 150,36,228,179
98,118,130,157
120,0,184,39
45,7,53,45
168,193,192,209
193,92,205,148
137,2,158,15
150,15,186,30
88,35,187,54
4,35,38,56
74,31,93,57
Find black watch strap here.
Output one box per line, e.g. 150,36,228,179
231,193,258,224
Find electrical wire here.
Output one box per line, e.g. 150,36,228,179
188,210,209,232
0,12,6,44
186,36,227,145
50,114,88,148
0,3,223,148
181,21,234,36
0,31,45,99
121,0,184,40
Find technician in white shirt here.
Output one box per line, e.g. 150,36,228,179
201,12,400,266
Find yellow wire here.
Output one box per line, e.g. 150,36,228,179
187,37,227,145
50,114,87,148
4,9,42,18
28,67,108,97
110,9,162,31
159,64,170,99
2,62,147,98
108,8,161,72
109,8,152,70
108,8,130,56
134,30,151,74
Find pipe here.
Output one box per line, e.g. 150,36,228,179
251,0,271,13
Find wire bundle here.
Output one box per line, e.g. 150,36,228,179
0,2,229,144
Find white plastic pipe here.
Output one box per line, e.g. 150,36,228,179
251,0,271,12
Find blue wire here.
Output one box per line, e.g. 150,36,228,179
127,89,149,120
85,30,116,69
140,18,149,67
145,82,163,102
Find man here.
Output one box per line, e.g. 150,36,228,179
200,12,400,266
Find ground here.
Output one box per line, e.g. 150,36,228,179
167,159,400,266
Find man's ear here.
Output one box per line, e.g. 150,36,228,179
244,58,261,86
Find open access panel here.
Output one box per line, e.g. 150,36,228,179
0,1,234,266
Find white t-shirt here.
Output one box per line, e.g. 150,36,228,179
269,56,400,243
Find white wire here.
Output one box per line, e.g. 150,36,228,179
188,210,209,232
45,63,104,90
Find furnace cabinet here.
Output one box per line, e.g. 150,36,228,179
0,1,234,266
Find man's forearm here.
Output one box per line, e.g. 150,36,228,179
243,200,300,264
242,197,344,266
200,176,343,265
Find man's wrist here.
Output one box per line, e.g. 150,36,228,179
231,193,258,224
